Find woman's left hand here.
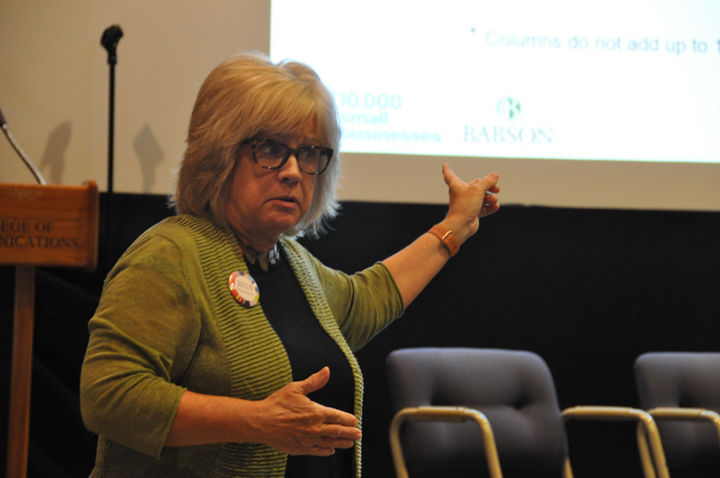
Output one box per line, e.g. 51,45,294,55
441,164,500,244
382,164,500,307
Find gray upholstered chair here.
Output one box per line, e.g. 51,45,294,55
387,347,669,478
635,352,720,475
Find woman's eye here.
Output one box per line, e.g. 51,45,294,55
258,141,284,157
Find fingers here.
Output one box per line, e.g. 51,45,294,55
296,366,330,395
290,367,359,430
320,422,362,441
298,437,358,457
297,404,360,447
444,163,500,192
296,420,361,456
302,446,336,457
443,164,500,208
441,163,460,187
258,367,363,456
470,172,500,192
291,423,361,456
278,412,361,456
319,406,359,430
484,189,499,204
296,442,353,457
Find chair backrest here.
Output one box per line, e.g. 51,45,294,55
634,352,720,470
386,347,567,475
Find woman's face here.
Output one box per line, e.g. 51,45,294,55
225,126,319,249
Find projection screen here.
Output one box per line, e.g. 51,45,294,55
271,0,720,210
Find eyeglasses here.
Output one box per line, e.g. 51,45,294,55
241,137,333,175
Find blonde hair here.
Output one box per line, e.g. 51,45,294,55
170,52,341,237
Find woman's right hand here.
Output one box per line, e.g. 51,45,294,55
249,366,361,456
166,367,360,455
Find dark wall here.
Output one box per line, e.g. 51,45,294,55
2,193,719,477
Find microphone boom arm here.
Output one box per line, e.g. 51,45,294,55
0,108,46,185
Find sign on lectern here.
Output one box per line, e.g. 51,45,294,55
1,181,98,478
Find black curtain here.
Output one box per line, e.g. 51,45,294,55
2,193,719,477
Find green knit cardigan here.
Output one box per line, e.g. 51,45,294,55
80,214,404,477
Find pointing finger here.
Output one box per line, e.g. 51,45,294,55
441,163,462,187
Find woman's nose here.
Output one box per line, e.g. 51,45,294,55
278,153,302,183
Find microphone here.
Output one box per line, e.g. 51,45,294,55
101,25,124,65
100,24,123,268
0,107,46,185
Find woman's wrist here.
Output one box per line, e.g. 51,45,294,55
438,216,477,244
427,224,460,258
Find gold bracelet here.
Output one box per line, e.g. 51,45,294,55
428,224,459,258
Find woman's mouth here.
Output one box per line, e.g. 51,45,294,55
268,196,299,208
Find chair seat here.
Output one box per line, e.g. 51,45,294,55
388,347,670,478
635,352,720,472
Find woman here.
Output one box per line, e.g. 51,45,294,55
80,52,500,478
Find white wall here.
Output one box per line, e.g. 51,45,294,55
0,0,269,194
2,1,719,211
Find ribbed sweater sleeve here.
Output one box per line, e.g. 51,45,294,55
284,241,404,352
80,232,201,458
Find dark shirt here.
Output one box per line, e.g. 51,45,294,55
247,252,355,478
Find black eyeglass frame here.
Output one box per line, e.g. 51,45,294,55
240,137,333,175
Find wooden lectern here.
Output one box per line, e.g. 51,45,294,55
0,181,98,478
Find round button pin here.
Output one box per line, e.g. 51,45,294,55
228,271,259,307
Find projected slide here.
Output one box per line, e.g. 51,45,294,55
271,0,719,163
